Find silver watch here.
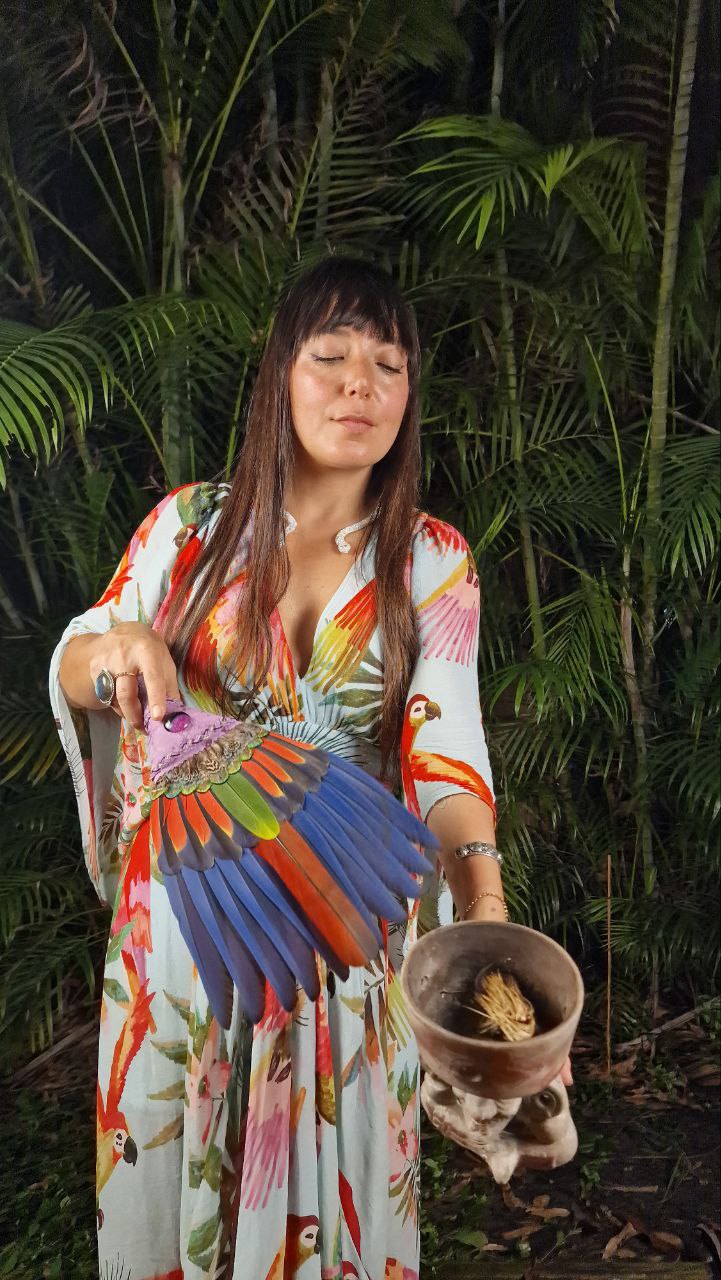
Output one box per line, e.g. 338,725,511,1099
453,841,503,866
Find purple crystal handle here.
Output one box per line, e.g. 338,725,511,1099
136,677,240,780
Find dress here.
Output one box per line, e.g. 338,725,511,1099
49,482,494,1280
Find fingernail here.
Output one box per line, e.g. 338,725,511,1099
152,705,164,719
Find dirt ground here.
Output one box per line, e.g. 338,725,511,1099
420,1021,721,1276
3,1003,720,1278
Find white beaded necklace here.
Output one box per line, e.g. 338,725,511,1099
283,509,377,554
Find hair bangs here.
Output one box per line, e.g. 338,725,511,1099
288,259,417,364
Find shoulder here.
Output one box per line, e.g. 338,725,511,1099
408,512,476,605
411,512,471,559
166,480,229,532
133,481,229,546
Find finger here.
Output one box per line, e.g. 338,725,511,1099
142,661,172,721
165,660,182,705
114,674,143,730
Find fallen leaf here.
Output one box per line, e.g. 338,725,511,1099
602,1184,659,1193
481,1242,508,1253
649,1229,683,1255
528,1206,570,1221
602,1221,637,1260
532,1194,550,1209
617,1248,638,1259
502,1222,544,1240
501,1184,528,1212
687,1063,721,1085
610,1052,640,1077
686,1054,717,1075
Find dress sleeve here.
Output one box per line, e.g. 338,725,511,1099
401,516,495,932
402,514,495,825
48,483,216,906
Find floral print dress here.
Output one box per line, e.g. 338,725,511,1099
49,482,494,1280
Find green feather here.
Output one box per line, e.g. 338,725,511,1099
212,776,280,840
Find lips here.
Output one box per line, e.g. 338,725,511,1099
335,415,373,430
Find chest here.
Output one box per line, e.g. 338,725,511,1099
276,536,361,679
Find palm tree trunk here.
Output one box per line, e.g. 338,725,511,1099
7,475,48,615
641,0,702,684
158,0,189,488
259,29,280,179
491,0,546,658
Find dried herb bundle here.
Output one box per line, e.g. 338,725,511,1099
472,969,536,1042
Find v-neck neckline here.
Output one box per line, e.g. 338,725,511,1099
274,556,364,684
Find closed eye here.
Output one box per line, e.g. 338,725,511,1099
311,355,403,374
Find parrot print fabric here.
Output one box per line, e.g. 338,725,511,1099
49,483,494,1280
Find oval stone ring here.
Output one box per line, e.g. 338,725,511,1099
94,668,136,707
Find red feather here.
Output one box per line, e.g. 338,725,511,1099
339,1171,362,1257
255,825,373,966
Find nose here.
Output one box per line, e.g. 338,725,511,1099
343,357,372,398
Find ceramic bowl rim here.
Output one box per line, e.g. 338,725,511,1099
401,920,585,1054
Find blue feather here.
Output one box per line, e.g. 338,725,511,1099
207,861,320,1000
318,771,432,875
324,755,438,849
180,868,287,1017
304,791,423,898
296,800,407,924
236,854,351,982
163,872,240,1025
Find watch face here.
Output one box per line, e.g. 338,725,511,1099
95,670,114,705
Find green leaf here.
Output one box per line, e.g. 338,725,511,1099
151,1039,188,1065
143,1114,184,1149
102,978,129,1004
451,1228,488,1250
105,922,134,967
187,1213,220,1265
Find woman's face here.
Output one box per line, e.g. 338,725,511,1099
288,325,410,474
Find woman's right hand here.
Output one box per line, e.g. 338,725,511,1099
88,622,182,730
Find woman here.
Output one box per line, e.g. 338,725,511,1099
51,258,503,1280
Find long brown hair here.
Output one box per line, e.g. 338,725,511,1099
162,257,422,776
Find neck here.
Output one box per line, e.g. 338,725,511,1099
285,461,374,532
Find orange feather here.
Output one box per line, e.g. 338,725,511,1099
196,788,234,836
255,825,372,966
241,757,284,796
263,738,309,765
181,790,211,843
252,747,292,784
163,796,187,852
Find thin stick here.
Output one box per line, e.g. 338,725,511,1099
605,853,612,1076
615,999,718,1052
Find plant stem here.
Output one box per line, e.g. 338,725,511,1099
605,853,612,1075
641,0,702,686
0,572,23,629
6,475,48,614
158,0,189,487
620,546,655,893
491,0,545,658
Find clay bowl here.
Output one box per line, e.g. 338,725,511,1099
400,921,584,1099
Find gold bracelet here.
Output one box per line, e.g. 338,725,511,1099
461,891,508,921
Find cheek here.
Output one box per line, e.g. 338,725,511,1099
380,377,410,428
289,365,330,419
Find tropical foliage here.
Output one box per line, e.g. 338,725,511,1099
0,0,718,1063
